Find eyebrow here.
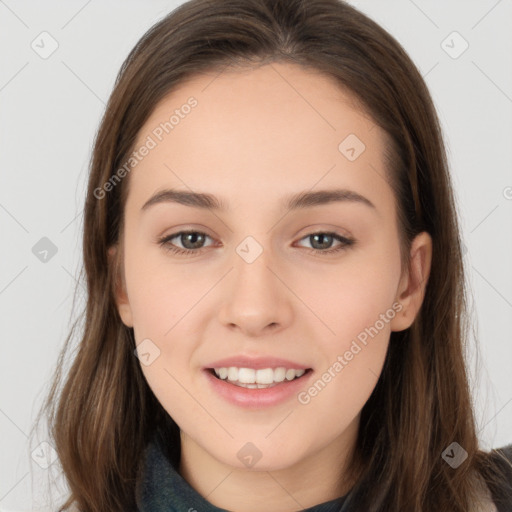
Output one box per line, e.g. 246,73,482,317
141,188,376,213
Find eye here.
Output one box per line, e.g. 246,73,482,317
157,230,355,256
295,231,355,255
158,230,215,256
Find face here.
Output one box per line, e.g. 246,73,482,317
111,62,431,472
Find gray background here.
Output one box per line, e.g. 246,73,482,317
1,1,511,510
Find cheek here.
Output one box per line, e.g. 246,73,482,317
124,244,209,393
126,256,205,425
299,242,402,346
294,256,399,431
123,240,197,336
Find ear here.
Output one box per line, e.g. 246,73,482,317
390,231,432,332
108,245,134,328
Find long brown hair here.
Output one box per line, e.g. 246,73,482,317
33,0,512,510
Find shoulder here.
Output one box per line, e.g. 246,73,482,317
494,443,512,464
489,443,512,478
486,443,512,512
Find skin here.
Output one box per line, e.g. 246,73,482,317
110,61,432,512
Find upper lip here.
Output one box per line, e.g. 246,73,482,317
204,356,312,371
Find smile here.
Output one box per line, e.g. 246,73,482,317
210,367,309,388
204,367,314,408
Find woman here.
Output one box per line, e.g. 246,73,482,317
35,0,512,510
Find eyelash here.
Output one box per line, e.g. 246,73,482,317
157,230,355,257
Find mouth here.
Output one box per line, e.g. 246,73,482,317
206,367,314,389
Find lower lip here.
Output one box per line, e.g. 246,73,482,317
203,369,314,409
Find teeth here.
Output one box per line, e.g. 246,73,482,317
213,367,307,385
218,367,228,379
227,367,238,381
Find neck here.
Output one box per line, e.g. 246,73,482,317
178,416,361,512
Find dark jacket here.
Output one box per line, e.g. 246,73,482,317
135,437,512,512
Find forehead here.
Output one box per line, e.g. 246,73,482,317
126,61,392,214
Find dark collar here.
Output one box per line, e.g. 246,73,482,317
135,437,355,512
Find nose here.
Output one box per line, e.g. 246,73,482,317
217,247,294,337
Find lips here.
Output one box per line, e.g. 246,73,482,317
203,364,314,408
204,355,311,371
